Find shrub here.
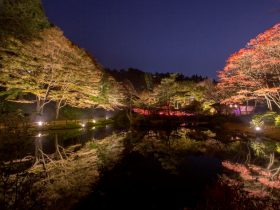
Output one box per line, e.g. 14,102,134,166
275,115,280,127
251,111,277,127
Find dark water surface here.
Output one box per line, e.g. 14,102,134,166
1,125,279,210
76,152,221,210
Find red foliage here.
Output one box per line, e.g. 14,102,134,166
132,108,194,117
222,161,280,190
218,23,280,107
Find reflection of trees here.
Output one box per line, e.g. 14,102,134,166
221,136,280,204
31,133,126,209
250,138,280,180
33,133,69,178
0,156,35,209
0,110,36,209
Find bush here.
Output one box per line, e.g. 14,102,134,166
275,115,280,127
251,111,277,127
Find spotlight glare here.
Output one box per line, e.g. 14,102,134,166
37,121,43,126
255,126,261,131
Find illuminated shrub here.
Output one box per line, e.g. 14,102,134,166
275,115,280,127
251,112,277,127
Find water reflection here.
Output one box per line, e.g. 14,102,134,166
0,126,280,210
0,125,119,161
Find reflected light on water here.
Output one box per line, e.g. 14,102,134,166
37,121,43,126
255,126,261,131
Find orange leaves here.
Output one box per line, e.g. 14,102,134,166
218,23,280,105
248,24,280,47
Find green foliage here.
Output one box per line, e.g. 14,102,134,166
276,143,280,154
250,111,277,127
202,100,216,114
250,142,266,157
275,115,280,127
60,107,86,120
0,88,25,102
250,117,264,127
0,0,50,41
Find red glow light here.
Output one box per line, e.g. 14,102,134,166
133,108,193,117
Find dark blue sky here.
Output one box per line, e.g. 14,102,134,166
42,0,280,78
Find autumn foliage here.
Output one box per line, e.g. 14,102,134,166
218,24,280,110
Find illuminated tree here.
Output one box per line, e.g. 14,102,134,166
0,0,50,42
152,74,179,114
0,0,122,119
133,74,213,114
217,48,260,105
218,24,280,110
0,27,104,116
89,73,126,110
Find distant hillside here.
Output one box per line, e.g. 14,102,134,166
106,68,208,92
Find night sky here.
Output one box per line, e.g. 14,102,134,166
42,0,280,78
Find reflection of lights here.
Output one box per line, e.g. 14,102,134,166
36,133,42,137
210,109,215,114
234,104,238,108
92,119,96,123
81,123,85,128
255,126,261,131
37,121,43,126
229,104,233,108
105,116,109,120
92,126,96,130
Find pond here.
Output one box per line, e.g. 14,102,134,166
0,125,119,161
0,125,280,210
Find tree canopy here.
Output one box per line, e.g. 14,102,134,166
218,24,280,110
0,0,127,119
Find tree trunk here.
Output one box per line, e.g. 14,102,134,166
35,96,47,115
36,96,41,115
55,100,62,120
268,100,273,111
54,133,63,160
265,95,273,111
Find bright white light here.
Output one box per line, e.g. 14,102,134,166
92,126,96,130
234,104,238,108
229,104,233,108
92,119,96,123
37,133,42,137
255,126,261,131
81,123,85,128
37,121,43,126
105,116,109,120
